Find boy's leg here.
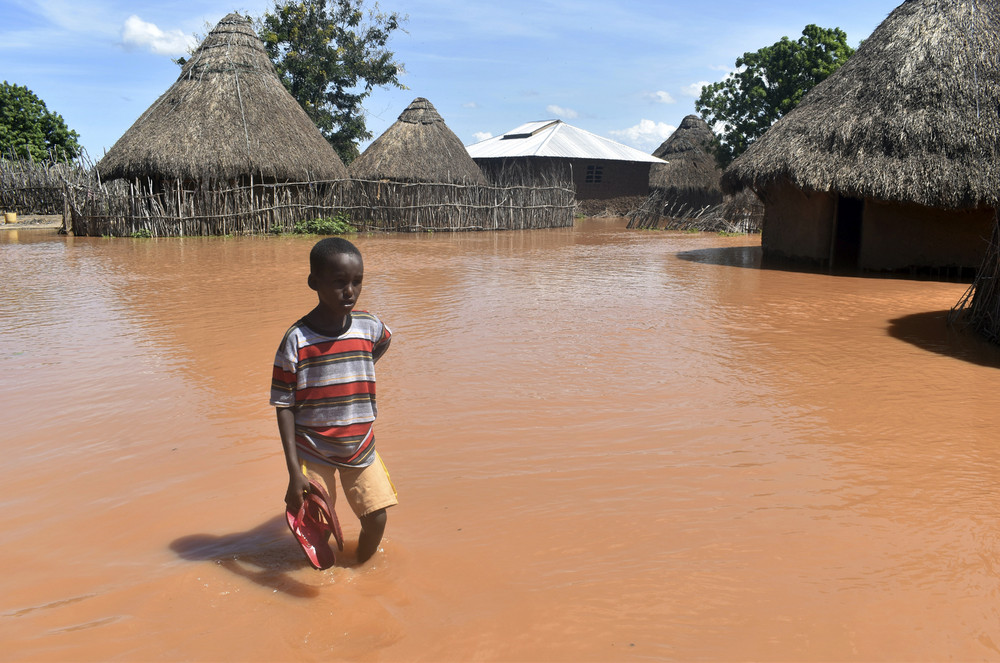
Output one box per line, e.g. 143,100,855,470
340,451,398,564
357,508,387,563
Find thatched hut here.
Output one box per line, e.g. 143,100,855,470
349,97,486,184
722,0,1000,274
649,115,723,209
97,13,347,187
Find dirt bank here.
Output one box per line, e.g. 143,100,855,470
0,214,63,230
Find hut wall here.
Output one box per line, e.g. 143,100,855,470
860,200,994,271
759,180,835,263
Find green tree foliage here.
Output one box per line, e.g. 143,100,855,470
256,0,406,164
0,81,81,161
695,25,855,167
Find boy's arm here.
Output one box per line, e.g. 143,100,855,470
372,336,391,363
276,407,309,511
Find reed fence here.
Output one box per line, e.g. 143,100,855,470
0,152,91,216
627,189,764,234
67,176,576,236
950,213,1000,343
347,179,575,231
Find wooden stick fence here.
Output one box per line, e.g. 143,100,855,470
950,213,1000,343
0,153,92,215
627,189,764,234
67,176,576,237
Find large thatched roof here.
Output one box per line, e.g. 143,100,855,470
722,0,1000,210
97,13,347,183
649,115,723,205
349,97,486,184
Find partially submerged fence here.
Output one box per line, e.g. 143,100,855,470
950,214,1000,343
627,189,764,234
0,154,91,216
68,176,577,237
347,179,575,232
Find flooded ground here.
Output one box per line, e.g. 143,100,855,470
2,219,1000,661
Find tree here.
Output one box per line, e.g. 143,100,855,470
256,0,406,163
695,25,854,168
0,81,81,161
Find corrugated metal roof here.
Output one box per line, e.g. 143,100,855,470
466,120,666,164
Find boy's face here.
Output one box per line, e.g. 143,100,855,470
308,252,364,318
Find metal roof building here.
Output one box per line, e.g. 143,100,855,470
466,120,664,202
466,120,666,163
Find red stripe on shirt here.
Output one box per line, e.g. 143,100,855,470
298,381,375,401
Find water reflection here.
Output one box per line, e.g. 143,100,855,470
678,243,977,283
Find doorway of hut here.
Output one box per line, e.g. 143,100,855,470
831,195,864,269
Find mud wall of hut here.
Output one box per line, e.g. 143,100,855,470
759,179,835,264
860,200,993,271
756,179,994,272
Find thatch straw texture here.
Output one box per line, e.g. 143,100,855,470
97,13,347,183
649,114,723,207
722,0,1000,210
349,97,487,184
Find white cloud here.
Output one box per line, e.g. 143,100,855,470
472,131,493,143
609,119,676,149
23,0,119,37
644,90,676,104
462,101,479,109
682,81,711,97
121,15,197,56
546,104,578,119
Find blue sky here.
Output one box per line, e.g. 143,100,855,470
2,0,903,161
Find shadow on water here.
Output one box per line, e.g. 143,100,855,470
887,310,1000,369
675,245,975,283
675,245,763,270
170,516,334,598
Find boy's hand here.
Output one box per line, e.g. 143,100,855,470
276,407,308,511
285,472,310,511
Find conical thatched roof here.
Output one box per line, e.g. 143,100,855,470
722,0,1000,210
649,115,723,205
349,97,487,184
98,13,347,183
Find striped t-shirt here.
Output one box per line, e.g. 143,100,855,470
270,311,391,468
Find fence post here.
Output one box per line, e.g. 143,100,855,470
61,185,71,234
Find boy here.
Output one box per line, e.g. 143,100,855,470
270,237,396,565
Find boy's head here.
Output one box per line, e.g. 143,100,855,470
308,238,365,321
309,237,362,276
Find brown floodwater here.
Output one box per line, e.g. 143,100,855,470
2,219,1000,661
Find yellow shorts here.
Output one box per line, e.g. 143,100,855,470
302,451,398,519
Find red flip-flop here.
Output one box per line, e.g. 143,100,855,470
304,480,343,552
286,480,342,569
